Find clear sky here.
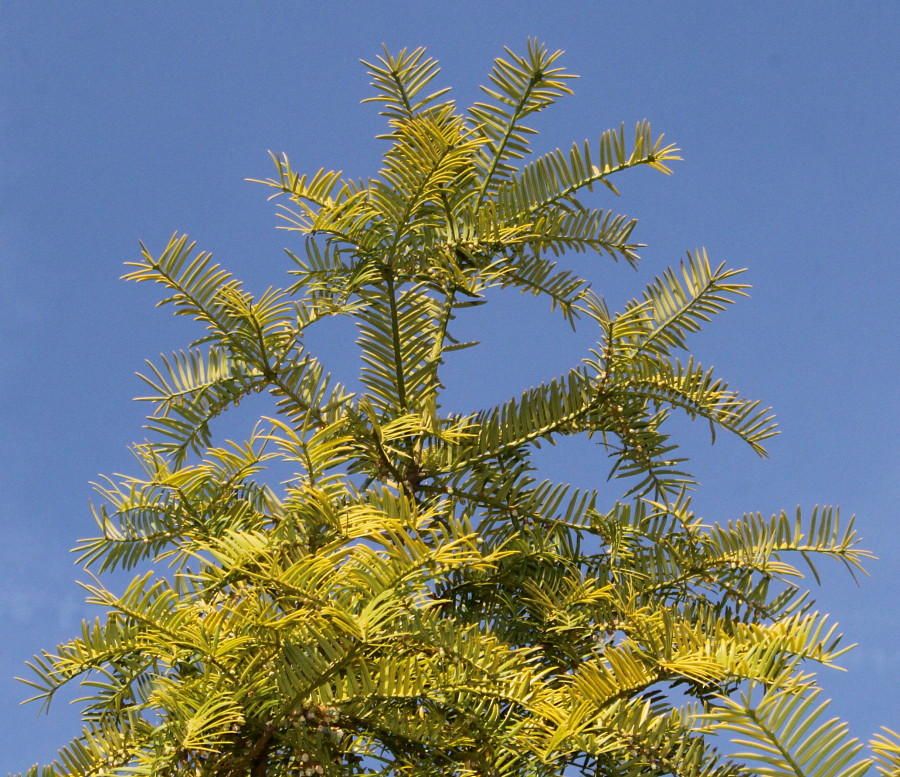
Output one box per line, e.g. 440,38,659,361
2,1,898,771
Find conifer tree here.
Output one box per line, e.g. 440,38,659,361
18,41,900,777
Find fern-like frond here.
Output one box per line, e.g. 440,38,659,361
123,233,239,339
496,122,680,220
371,113,481,253
495,252,593,325
269,346,353,430
526,207,643,266
707,506,873,584
284,236,354,299
445,367,596,469
137,348,258,416
608,250,748,360
615,354,778,456
356,284,443,414
362,45,453,126
251,152,348,212
470,39,576,204
136,348,266,464
598,405,697,498
707,683,870,777
75,437,279,571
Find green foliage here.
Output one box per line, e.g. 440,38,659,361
16,40,891,777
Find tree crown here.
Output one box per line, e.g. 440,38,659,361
18,40,898,777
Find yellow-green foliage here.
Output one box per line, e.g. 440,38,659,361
18,41,897,777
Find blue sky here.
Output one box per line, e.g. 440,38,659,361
2,1,898,770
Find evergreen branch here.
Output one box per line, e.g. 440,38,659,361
612,250,749,359
250,153,348,210
471,38,576,205
444,367,598,470
494,252,593,325
496,122,680,219
361,45,453,126
618,355,778,456
706,684,870,777
123,234,239,343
